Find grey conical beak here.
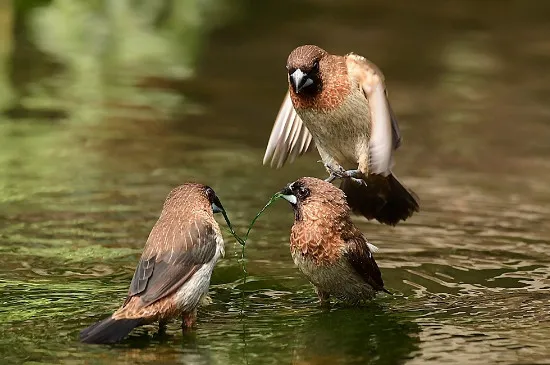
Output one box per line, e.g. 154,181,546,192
290,69,313,94
279,186,297,205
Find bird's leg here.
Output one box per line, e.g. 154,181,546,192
318,148,367,185
343,169,368,187
318,151,344,183
324,163,367,186
181,309,197,335
158,319,168,335
316,288,331,307
324,162,347,183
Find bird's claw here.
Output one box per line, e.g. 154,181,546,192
324,164,346,181
350,177,367,187
325,173,338,183
324,165,366,186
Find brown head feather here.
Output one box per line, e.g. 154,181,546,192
293,177,349,220
143,183,219,257
286,45,351,112
287,45,328,72
161,183,212,216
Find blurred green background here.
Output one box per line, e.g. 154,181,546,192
1,1,550,364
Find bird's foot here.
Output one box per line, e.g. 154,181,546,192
159,319,168,332
316,288,331,308
349,176,367,187
324,166,366,186
324,164,346,183
158,320,168,335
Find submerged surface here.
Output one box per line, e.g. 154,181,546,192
1,1,550,364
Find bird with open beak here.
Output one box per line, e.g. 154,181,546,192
264,45,419,226
80,183,227,344
279,177,389,305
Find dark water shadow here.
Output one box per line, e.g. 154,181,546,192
286,304,420,365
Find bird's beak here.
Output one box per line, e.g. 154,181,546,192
211,196,225,214
211,195,244,245
289,69,314,94
279,186,297,205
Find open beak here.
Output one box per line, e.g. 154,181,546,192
289,69,314,94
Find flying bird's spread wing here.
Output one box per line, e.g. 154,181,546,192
347,54,398,176
125,217,218,308
263,91,314,168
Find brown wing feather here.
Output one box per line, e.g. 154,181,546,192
388,101,402,149
124,217,217,308
343,229,386,292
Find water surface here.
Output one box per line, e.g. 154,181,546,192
1,1,550,364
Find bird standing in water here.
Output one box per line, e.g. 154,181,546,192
80,183,227,344
264,45,419,226
279,177,389,305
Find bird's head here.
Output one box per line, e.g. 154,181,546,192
286,45,328,95
162,184,226,216
279,177,348,221
204,186,225,214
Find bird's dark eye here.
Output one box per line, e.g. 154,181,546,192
288,67,296,75
312,61,319,72
205,186,215,202
297,186,310,199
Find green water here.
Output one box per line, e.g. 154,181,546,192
1,1,550,364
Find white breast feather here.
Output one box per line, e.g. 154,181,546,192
174,231,224,311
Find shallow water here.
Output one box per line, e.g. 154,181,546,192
1,1,550,364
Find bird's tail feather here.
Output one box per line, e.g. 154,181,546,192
80,316,143,344
340,173,419,226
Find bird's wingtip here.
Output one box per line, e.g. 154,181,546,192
366,242,379,253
